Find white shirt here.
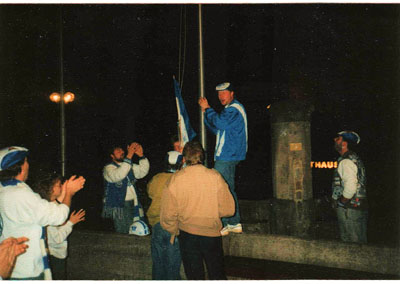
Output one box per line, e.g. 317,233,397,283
337,159,358,199
103,158,150,201
0,181,69,278
47,221,74,259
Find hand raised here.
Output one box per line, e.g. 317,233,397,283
198,97,210,111
69,209,86,225
126,142,137,159
66,175,86,195
57,181,67,203
135,144,144,157
0,237,29,279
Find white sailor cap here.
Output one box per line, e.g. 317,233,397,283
166,151,183,165
0,146,29,171
338,131,361,144
216,82,233,92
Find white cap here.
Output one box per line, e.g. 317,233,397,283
167,151,183,165
216,82,233,91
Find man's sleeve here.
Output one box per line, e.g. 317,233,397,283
203,109,219,135
216,172,235,218
338,159,358,199
132,157,150,179
160,178,179,235
205,107,240,131
47,221,74,245
147,176,155,199
12,190,69,227
103,160,131,182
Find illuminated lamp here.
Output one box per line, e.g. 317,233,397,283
49,92,61,103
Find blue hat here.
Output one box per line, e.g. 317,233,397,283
338,131,360,144
0,146,29,171
216,82,233,92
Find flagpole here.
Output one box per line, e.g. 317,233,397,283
198,4,207,166
175,97,183,147
60,6,66,177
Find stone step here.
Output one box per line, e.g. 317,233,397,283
69,230,151,256
68,251,153,280
224,256,400,280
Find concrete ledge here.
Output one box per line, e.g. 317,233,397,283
67,230,150,279
223,233,400,275
67,230,400,279
67,230,184,280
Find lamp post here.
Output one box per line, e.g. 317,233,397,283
49,92,75,176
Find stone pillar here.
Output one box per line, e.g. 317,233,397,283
269,99,315,238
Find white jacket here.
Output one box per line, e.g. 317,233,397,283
47,221,74,259
0,181,69,278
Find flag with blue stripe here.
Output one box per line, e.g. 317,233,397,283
174,79,196,145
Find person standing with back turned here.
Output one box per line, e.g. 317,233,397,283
160,141,234,280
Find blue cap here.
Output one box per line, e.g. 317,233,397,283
338,131,360,144
0,146,29,171
216,82,233,92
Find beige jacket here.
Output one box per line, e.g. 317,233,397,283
160,164,234,237
146,172,173,226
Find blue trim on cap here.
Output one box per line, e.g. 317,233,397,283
1,151,28,171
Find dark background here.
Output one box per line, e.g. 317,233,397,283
0,4,399,245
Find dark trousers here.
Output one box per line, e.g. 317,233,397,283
49,255,67,280
178,230,227,280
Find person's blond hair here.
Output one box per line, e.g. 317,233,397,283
183,141,204,166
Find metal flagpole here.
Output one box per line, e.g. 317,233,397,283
198,4,207,166
60,6,66,177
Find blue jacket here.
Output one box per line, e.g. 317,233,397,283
204,99,248,161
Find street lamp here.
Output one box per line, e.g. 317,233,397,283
50,92,75,104
49,91,75,176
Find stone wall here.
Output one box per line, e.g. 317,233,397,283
66,229,400,280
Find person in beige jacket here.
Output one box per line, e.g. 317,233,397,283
160,141,234,280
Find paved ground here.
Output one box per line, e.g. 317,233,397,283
224,256,400,280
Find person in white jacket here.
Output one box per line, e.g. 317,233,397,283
47,210,85,279
33,173,86,279
0,146,85,280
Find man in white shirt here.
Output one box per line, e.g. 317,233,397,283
332,131,368,243
102,142,150,234
0,146,85,279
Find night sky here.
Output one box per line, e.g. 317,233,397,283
0,4,399,242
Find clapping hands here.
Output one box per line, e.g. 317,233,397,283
0,237,29,279
69,209,86,225
62,175,86,198
127,142,144,158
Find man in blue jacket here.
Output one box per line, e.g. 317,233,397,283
198,82,248,236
